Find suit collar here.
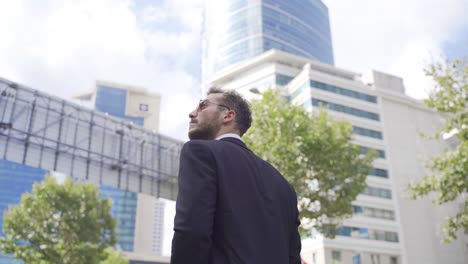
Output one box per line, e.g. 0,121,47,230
215,133,242,141
220,137,252,152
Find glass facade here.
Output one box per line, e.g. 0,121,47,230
100,185,138,252
291,80,378,103
276,74,295,86
262,0,334,64
362,186,392,199
353,205,395,220
352,254,361,264
353,126,383,139
0,159,46,264
312,98,380,121
202,0,334,82
370,168,389,178
95,85,144,125
336,226,399,243
0,159,139,262
360,146,386,159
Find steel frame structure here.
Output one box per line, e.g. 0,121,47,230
0,77,182,200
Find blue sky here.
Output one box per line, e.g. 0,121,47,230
0,0,466,140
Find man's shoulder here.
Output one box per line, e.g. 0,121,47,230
181,140,222,153
183,140,212,150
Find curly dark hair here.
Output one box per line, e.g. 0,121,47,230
207,87,252,136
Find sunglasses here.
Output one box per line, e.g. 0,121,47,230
196,99,231,111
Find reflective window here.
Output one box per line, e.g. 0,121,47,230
0,160,46,263
353,254,362,264
312,98,380,121
332,250,342,262
370,168,389,178
203,0,335,78
362,186,392,199
276,74,294,85
96,86,144,126
360,146,386,159
100,185,138,252
336,226,399,243
353,126,383,139
309,80,377,103
353,205,395,220
291,80,378,103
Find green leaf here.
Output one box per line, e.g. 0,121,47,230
244,89,375,237
409,59,468,243
0,176,118,264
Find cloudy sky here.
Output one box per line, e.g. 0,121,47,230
0,0,467,141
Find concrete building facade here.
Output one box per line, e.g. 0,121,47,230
207,49,468,264
376,73,468,264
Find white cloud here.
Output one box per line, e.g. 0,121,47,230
322,0,468,99
0,0,203,141
1,0,466,141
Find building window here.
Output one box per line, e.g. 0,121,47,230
276,74,294,85
390,256,398,264
360,146,386,158
362,186,392,199
352,253,361,264
353,126,383,139
139,103,149,112
336,226,399,242
312,252,316,264
371,254,381,264
369,168,389,178
353,205,395,220
309,80,378,103
332,250,342,263
312,98,380,121
291,81,310,100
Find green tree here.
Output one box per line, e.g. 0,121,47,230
244,89,375,236
0,176,121,264
100,248,128,264
408,59,468,243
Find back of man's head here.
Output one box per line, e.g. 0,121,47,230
207,87,252,136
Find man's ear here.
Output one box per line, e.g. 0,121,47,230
223,110,236,124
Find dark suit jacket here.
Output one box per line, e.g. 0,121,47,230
171,137,301,264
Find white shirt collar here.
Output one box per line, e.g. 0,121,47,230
215,133,242,141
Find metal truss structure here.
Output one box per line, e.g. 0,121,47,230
0,77,183,200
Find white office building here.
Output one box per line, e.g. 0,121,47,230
207,49,468,264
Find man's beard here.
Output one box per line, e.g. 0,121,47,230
188,116,221,140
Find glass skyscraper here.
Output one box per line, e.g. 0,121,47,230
95,84,145,126
0,159,138,262
100,185,138,252
202,0,334,85
0,160,46,264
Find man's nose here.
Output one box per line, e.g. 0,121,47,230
189,109,197,118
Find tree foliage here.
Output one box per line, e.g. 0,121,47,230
100,248,128,264
244,89,375,236
408,59,468,243
0,176,124,264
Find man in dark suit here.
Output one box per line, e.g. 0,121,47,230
171,87,302,264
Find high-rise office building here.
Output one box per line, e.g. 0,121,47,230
207,49,468,264
74,80,174,257
74,80,161,132
0,77,178,263
0,160,46,264
202,0,334,92
202,0,467,262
